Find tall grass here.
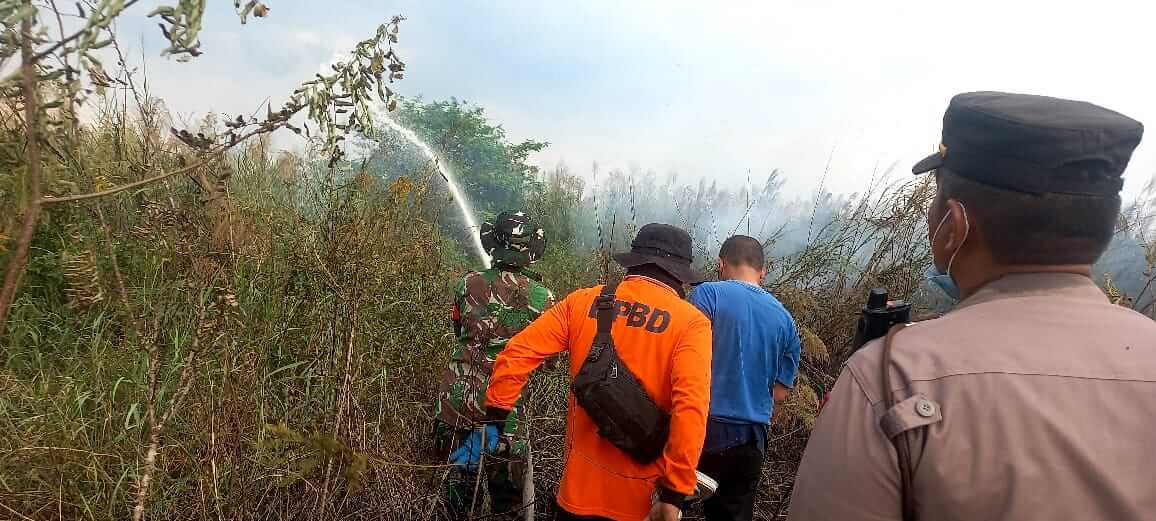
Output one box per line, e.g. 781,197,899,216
1,94,475,519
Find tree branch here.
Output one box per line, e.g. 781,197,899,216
39,155,217,205
31,0,143,63
1135,272,1156,313
132,301,206,521
39,116,292,206
0,0,46,335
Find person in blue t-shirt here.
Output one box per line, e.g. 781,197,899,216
689,235,801,521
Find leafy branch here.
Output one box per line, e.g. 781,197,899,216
0,0,407,347
166,15,407,168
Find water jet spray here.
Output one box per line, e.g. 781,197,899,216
381,117,491,268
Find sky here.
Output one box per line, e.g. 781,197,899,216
114,0,1156,199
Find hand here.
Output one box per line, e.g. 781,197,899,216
642,502,681,521
541,354,562,372
447,424,501,471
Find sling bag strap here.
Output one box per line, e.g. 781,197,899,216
881,323,917,521
588,281,620,362
572,279,670,464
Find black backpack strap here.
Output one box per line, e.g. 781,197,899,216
881,323,917,521
588,281,619,362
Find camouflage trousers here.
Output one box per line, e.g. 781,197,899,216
433,421,528,520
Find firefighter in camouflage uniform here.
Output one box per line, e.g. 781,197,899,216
433,210,555,519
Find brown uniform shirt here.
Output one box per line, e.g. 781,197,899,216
789,273,1156,521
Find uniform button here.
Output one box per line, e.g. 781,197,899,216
915,399,936,418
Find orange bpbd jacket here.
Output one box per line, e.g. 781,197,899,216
486,276,712,520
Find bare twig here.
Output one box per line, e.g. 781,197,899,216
132,301,208,521
522,422,535,521
806,145,838,244
1133,272,1156,311
0,1,47,335
31,0,143,63
47,0,78,136
39,156,216,205
468,428,486,520
0,446,119,460
0,501,37,521
93,202,134,323
131,309,166,521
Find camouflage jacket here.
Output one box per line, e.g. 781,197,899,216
435,266,555,431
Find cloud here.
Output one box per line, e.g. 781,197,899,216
114,0,1156,199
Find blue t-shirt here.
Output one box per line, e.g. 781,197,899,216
690,280,801,452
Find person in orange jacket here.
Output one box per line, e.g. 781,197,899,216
484,223,713,521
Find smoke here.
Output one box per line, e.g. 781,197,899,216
567,164,1156,313
573,166,859,270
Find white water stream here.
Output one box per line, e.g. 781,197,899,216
381,117,491,268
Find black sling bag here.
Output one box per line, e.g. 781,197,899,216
570,281,671,464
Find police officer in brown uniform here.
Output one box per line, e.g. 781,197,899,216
789,92,1155,521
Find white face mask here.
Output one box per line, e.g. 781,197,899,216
925,202,970,300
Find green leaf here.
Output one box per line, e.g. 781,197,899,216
146,6,176,18
124,402,140,431
5,4,36,25
39,69,66,82
263,360,309,382
111,377,132,401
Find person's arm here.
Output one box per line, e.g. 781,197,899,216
534,286,564,372
787,367,901,520
771,320,801,422
484,291,573,420
656,312,713,508
774,321,802,390
770,383,790,423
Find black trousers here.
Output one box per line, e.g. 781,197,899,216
697,441,764,521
